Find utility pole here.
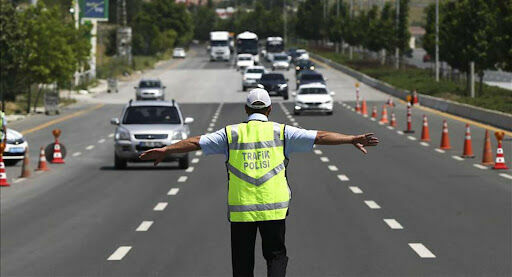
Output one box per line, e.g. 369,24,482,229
435,0,440,82
395,0,400,69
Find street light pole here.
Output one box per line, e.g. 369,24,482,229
435,0,440,82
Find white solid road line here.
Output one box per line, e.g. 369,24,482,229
168,188,180,195
86,145,95,150
364,200,381,209
337,174,349,181
348,186,363,194
473,164,488,170
107,246,132,261
72,152,82,157
185,166,194,173
153,202,168,211
191,158,199,164
383,219,404,229
98,138,106,143
435,149,446,153
499,173,512,180
420,142,430,147
451,155,464,161
136,221,153,232
178,176,188,182
397,131,404,135
408,243,436,258
328,165,339,171
314,149,323,155
320,157,330,162
196,151,203,156
407,136,417,141
108,133,114,138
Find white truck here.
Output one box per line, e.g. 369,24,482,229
209,31,231,61
264,37,284,62
236,31,260,65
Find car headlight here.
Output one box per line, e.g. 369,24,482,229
279,84,288,89
296,66,300,70
115,127,130,141
310,66,315,70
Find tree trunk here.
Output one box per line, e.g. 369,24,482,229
466,71,471,96
33,85,43,113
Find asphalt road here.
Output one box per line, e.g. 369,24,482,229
1,45,511,276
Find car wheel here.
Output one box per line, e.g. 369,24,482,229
114,154,127,169
179,155,189,169
4,160,19,166
327,111,333,115
294,110,301,116
283,93,289,100
242,86,246,91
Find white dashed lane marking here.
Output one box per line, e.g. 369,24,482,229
384,219,404,229
195,151,203,156
387,126,394,130
328,165,339,171
153,202,168,211
314,149,323,155
499,173,512,180
337,174,349,181
420,142,430,147
348,186,363,194
108,133,114,138
86,145,95,150
14,178,26,183
473,164,488,170
292,122,299,126
408,243,436,258
107,246,132,261
98,138,106,143
72,152,82,157
407,136,417,141
451,155,464,161
191,158,199,164
209,123,215,128
185,166,194,173
207,127,213,132
364,200,381,209
435,149,446,153
320,157,330,162
167,188,180,195
178,176,188,182
136,221,153,232
397,131,404,135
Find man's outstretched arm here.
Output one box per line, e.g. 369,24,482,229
315,131,379,154
139,136,201,165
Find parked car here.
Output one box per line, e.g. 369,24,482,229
236,54,255,71
295,59,315,75
296,70,326,89
2,128,29,166
111,100,194,169
257,73,289,100
242,66,267,91
293,83,334,115
173,47,186,58
271,53,291,71
134,78,166,101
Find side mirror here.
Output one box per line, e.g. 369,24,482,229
330,91,335,96
257,84,264,89
184,117,194,124
292,92,297,97
110,118,120,125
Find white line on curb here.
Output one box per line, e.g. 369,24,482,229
177,176,188,182
337,174,349,181
168,188,180,195
136,221,153,232
499,173,512,180
451,155,464,161
185,166,194,173
384,219,403,229
408,243,436,258
72,152,82,157
107,246,132,261
320,157,330,162
364,200,381,209
86,145,95,150
473,164,488,170
435,149,446,153
328,165,338,171
191,158,199,164
153,202,168,211
348,186,363,194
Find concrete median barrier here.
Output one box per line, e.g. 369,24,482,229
310,53,512,131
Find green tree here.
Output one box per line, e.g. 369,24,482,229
192,4,216,41
296,0,324,42
396,0,411,62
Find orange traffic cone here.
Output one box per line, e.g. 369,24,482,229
361,99,368,116
355,100,361,114
379,105,389,124
390,112,397,127
19,146,31,178
371,106,377,120
412,90,419,106
386,98,395,107
0,142,9,187
36,147,50,171
482,130,494,166
461,124,475,158
421,115,430,142
439,120,451,150
51,139,65,164
493,132,508,169
404,103,415,133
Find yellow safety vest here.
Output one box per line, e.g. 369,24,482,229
226,121,290,222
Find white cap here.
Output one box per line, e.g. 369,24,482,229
246,88,271,109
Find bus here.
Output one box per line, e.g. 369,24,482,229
236,31,259,64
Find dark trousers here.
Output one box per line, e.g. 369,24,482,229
231,219,288,277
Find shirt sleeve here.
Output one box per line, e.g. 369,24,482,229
199,128,228,157
284,125,317,158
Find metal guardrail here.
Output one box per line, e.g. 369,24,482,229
311,53,512,131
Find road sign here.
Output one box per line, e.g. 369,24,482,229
80,0,109,21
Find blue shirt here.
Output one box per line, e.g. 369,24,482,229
199,113,317,158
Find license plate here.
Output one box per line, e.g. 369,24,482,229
139,141,162,147
9,147,24,153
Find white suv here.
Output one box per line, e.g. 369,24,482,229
293,83,335,115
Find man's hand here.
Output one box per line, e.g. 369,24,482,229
352,133,379,154
139,147,167,166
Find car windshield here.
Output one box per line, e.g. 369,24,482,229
211,40,228,46
297,60,313,67
123,106,181,124
174,48,184,51
274,55,288,61
239,56,251,61
261,74,284,81
139,80,161,88
246,68,264,74
299,88,328,95
301,74,323,81
297,49,307,54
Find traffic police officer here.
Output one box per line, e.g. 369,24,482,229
140,88,379,276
